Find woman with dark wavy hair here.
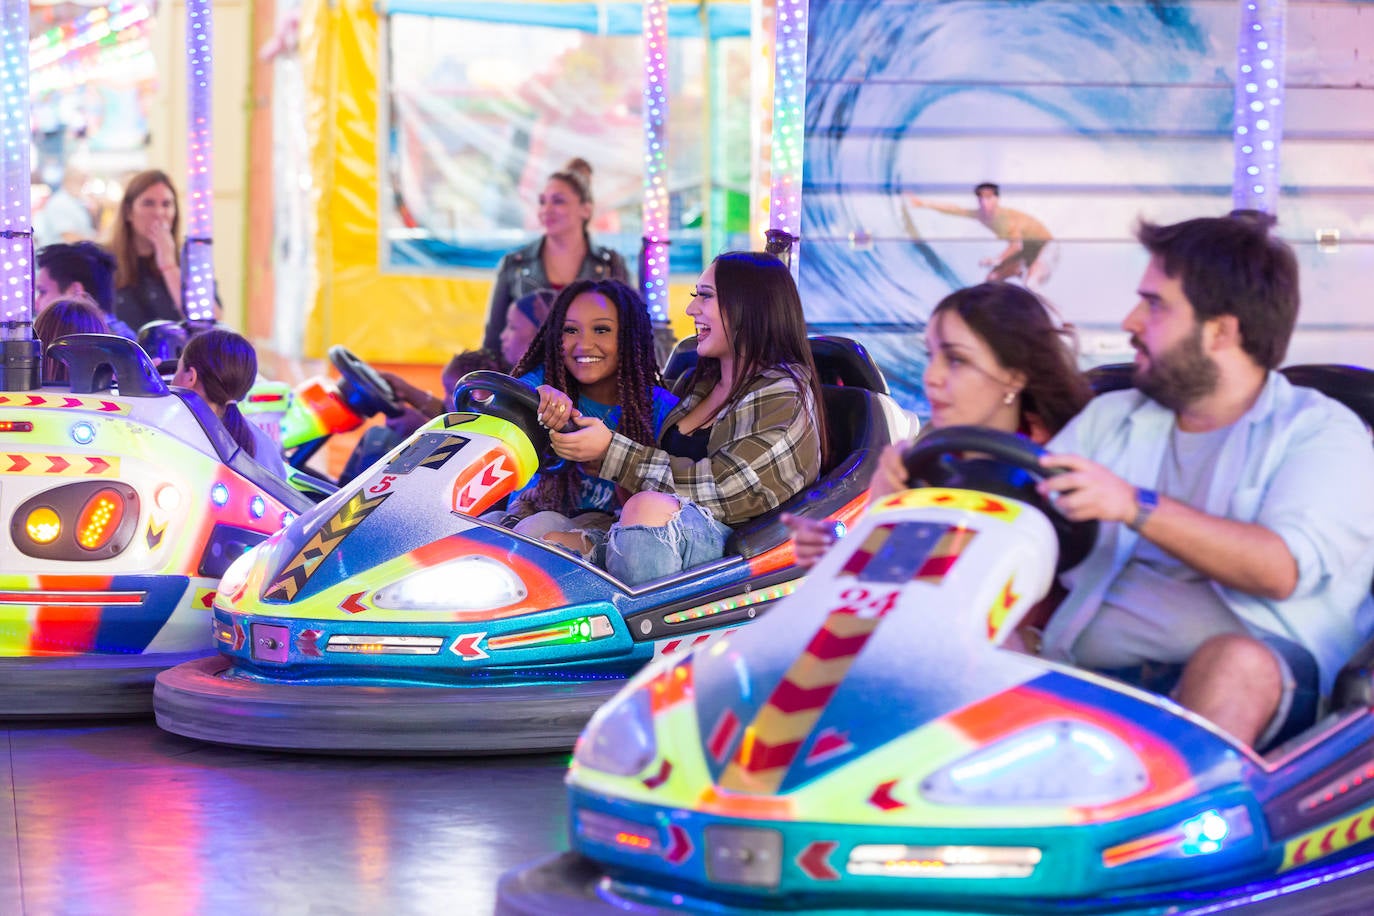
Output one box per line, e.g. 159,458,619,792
787,281,1090,566
550,251,827,585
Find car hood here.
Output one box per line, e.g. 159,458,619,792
656,500,1253,822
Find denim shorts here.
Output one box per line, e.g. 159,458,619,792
605,498,732,586
1096,631,1319,751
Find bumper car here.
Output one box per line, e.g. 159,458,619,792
497,422,1374,914
0,334,314,716
153,338,907,753
276,344,410,476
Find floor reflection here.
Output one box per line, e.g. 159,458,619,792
0,722,571,914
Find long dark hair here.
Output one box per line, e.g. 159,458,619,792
932,282,1090,436
180,328,260,458
512,279,662,513
109,170,180,290
688,251,829,466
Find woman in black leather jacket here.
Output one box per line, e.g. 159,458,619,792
482,158,628,352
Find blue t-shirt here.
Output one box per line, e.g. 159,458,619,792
519,368,677,514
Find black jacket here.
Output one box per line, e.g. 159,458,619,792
483,236,629,352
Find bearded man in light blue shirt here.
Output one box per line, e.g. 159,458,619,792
1039,214,1374,749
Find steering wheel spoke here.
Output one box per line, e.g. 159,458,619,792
328,345,407,419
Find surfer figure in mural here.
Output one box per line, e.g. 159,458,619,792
906,182,1055,288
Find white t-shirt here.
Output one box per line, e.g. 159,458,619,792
33,189,94,246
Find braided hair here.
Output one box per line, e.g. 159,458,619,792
512,278,662,514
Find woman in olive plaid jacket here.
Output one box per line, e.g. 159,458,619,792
548,251,827,584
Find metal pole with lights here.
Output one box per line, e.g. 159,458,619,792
0,0,40,391
640,0,675,362
1233,0,1286,214
182,0,216,323
765,0,807,275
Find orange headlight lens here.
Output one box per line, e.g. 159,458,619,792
76,489,126,550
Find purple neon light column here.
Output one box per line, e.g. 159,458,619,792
1233,0,1286,214
0,0,33,330
0,0,39,391
640,0,670,326
183,0,216,321
766,0,807,275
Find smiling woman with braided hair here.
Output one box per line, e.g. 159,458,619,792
498,278,677,560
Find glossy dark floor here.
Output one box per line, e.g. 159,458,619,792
0,721,571,914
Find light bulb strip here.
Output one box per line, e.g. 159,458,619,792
639,0,670,323
1,0,34,326
767,0,808,272
1232,0,1286,214
183,0,216,321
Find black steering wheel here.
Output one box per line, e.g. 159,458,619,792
903,425,1098,572
328,345,407,419
452,371,569,471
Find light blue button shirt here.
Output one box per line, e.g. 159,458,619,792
1041,372,1374,694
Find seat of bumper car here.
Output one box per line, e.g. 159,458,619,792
49,333,168,397
662,334,889,395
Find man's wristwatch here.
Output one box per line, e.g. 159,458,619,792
1127,487,1158,531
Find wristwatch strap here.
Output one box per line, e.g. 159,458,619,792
1127,487,1159,531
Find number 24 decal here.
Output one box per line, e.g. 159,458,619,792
832,587,899,619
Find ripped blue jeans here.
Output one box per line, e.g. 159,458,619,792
605,498,732,586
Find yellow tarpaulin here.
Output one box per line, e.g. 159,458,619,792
301,0,487,362
299,0,727,362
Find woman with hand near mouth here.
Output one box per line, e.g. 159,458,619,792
785,281,1090,567
548,251,827,585
110,170,185,331
483,159,629,355
500,279,677,559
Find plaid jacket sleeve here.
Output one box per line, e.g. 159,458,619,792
600,367,822,526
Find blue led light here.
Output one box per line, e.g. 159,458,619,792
280,511,295,527
250,495,265,519
70,422,95,445
1180,809,1230,856
211,483,229,507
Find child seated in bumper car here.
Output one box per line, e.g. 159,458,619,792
172,328,291,482
34,298,111,384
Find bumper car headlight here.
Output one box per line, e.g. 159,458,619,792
575,689,656,777
372,557,527,611
216,548,258,605
922,719,1148,807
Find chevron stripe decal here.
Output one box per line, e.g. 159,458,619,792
718,588,899,794
263,491,391,602
418,437,466,470
837,521,975,585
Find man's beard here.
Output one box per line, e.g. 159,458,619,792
1132,327,1219,411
